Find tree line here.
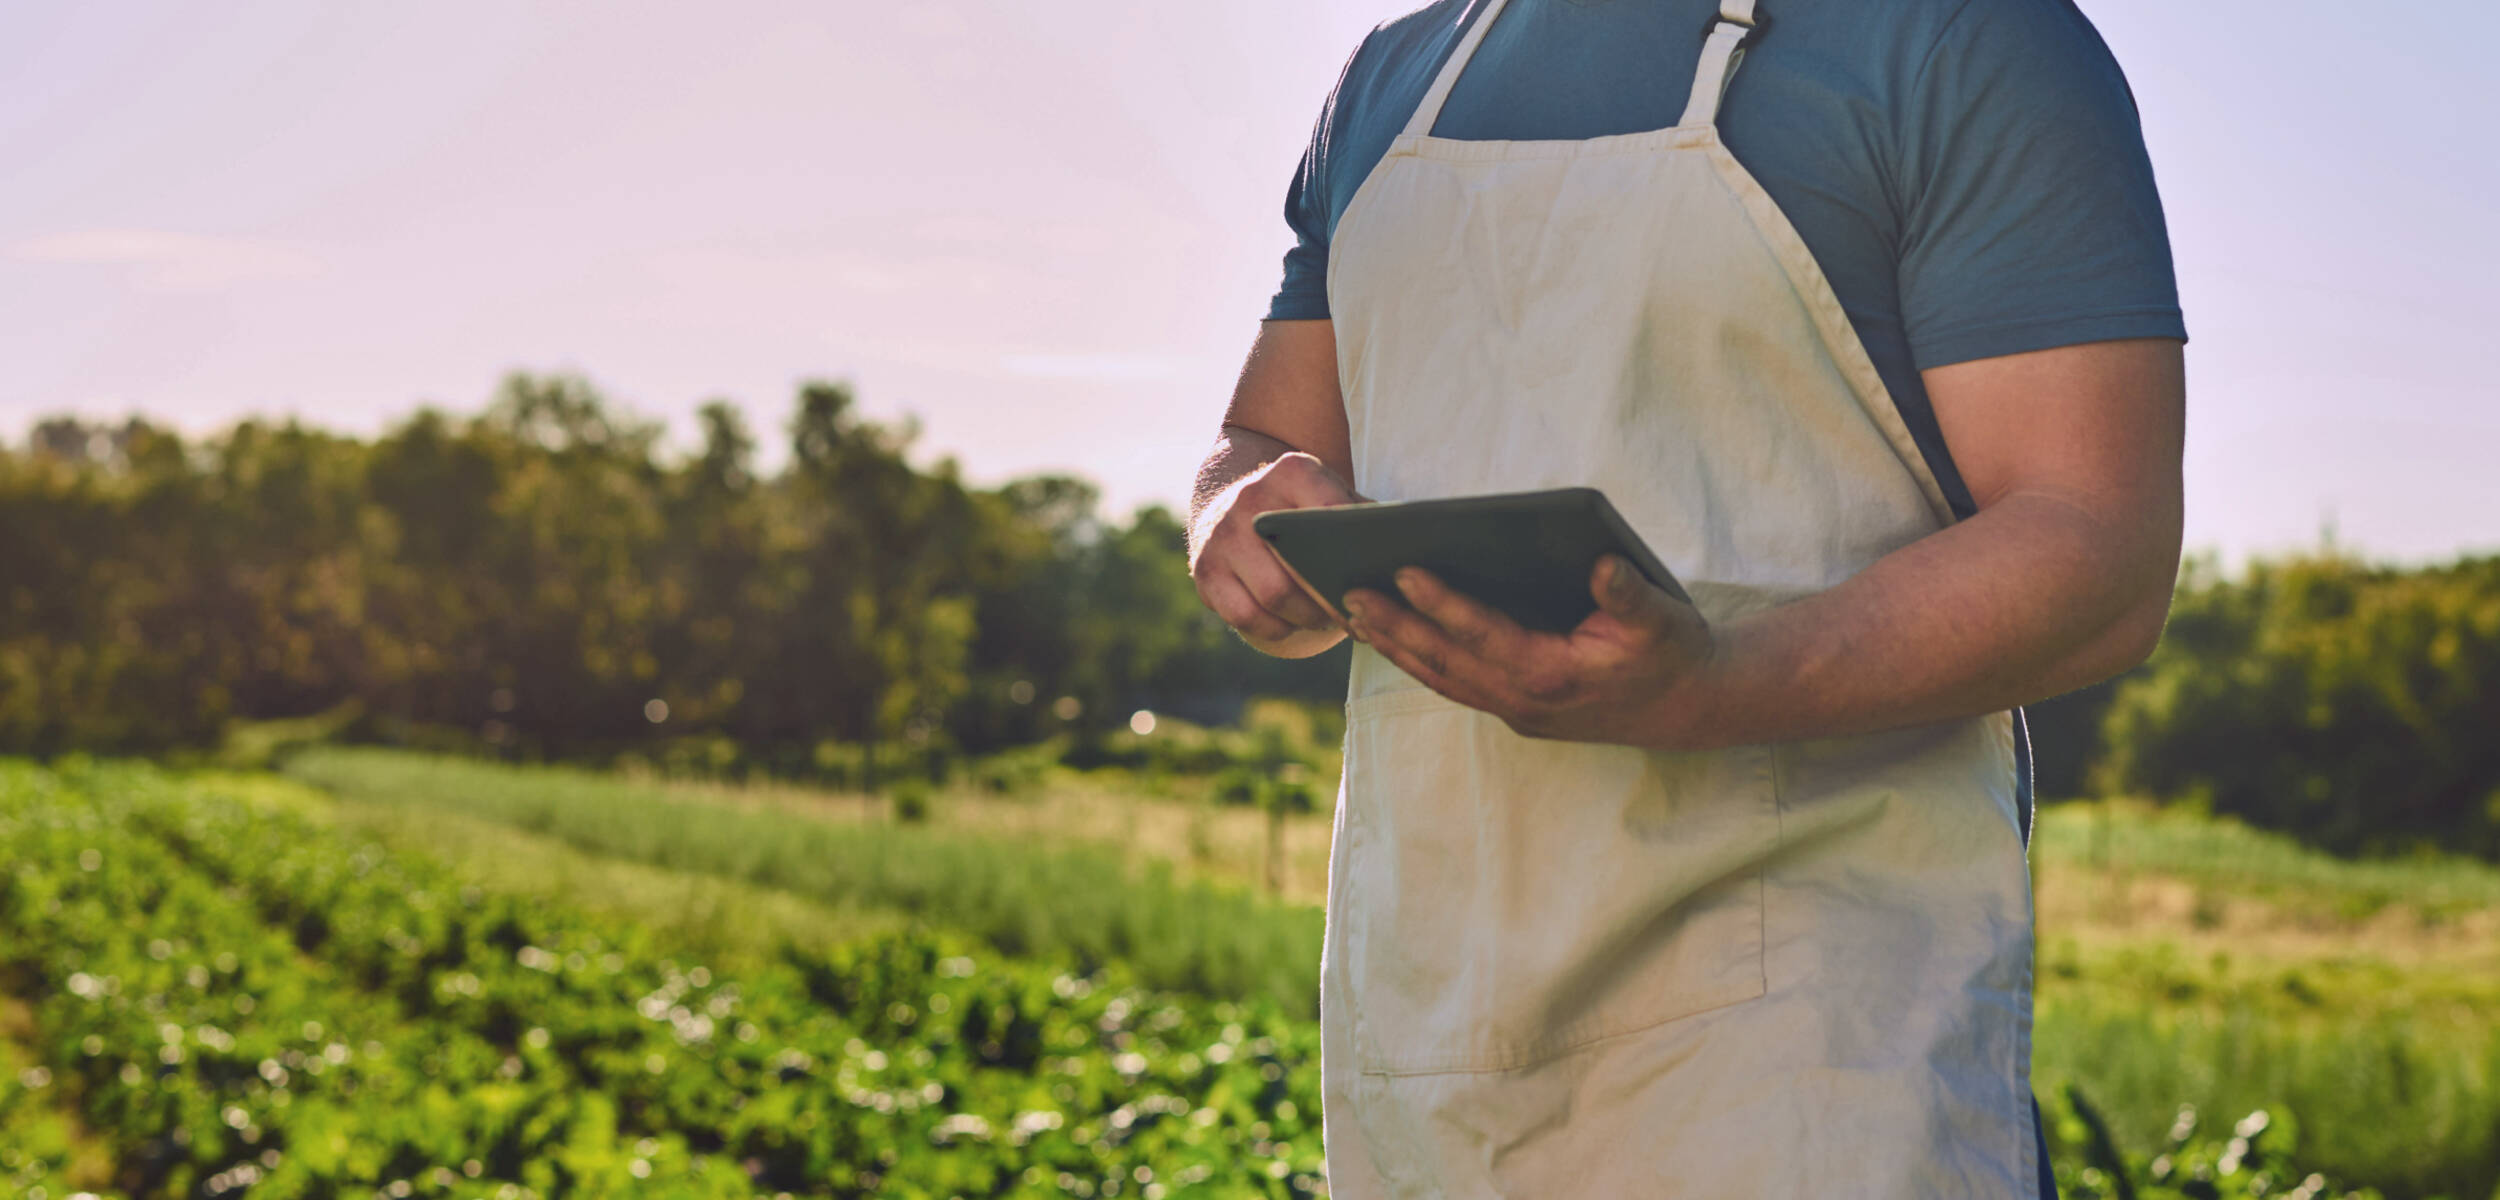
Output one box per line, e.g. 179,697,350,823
0,373,1345,778
4,374,2493,858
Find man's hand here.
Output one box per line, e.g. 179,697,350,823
1189,320,1360,659
1344,555,1718,746
1191,450,1364,658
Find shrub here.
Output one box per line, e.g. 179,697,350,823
2099,554,2500,859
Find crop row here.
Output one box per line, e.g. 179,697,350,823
0,759,2411,1200
282,748,1329,1013
1,761,1324,1198
290,749,2486,1198
138,769,1332,1196
3,763,752,1197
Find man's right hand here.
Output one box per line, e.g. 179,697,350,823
1188,320,1359,659
1190,449,1362,659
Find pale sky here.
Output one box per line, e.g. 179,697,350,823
4,1,2494,563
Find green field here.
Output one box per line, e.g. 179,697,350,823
1,760,1325,1199
7,752,2493,1198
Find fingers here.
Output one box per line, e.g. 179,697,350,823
1238,454,1361,630
1266,543,1348,628
1239,548,1339,631
1343,589,1511,712
1333,558,1715,744
1590,555,1678,632
1209,547,1340,640
1342,586,1530,710
1575,556,1716,693
1201,572,1301,645
1391,568,1531,663
1192,452,1364,643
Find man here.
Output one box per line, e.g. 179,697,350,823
1187,0,2184,1195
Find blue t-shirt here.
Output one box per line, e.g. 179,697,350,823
1268,0,2188,517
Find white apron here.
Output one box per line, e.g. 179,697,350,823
1317,2,2041,1195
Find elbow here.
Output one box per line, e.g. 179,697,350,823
2094,574,2177,681
2083,508,2183,682
2046,598,2167,701
2049,546,2179,696
2109,598,2169,674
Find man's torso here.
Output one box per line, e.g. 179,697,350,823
1269,0,2186,518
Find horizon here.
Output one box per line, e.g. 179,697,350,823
6,0,2496,566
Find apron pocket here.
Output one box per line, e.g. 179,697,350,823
1339,685,1776,1076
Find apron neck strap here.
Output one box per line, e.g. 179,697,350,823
1678,0,1765,129
1402,0,1517,139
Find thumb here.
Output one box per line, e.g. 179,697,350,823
1591,555,1676,631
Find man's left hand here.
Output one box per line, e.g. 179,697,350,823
1342,556,1718,748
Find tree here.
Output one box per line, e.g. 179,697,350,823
2099,554,2500,859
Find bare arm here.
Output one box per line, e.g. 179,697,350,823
1186,320,1363,659
1341,338,2187,749
1677,337,2186,744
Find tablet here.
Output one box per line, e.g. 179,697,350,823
1252,487,1689,635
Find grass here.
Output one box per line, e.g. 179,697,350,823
2034,797,2500,924
2032,939,2500,1198
283,747,1328,1016
662,770,1341,907
229,772,910,967
2027,800,2500,1197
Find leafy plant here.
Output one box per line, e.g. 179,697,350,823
2,760,1328,1197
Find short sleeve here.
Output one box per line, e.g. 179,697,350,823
1267,143,1334,321
1265,41,1370,323
1894,0,2187,369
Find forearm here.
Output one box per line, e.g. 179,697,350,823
1674,488,2178,749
